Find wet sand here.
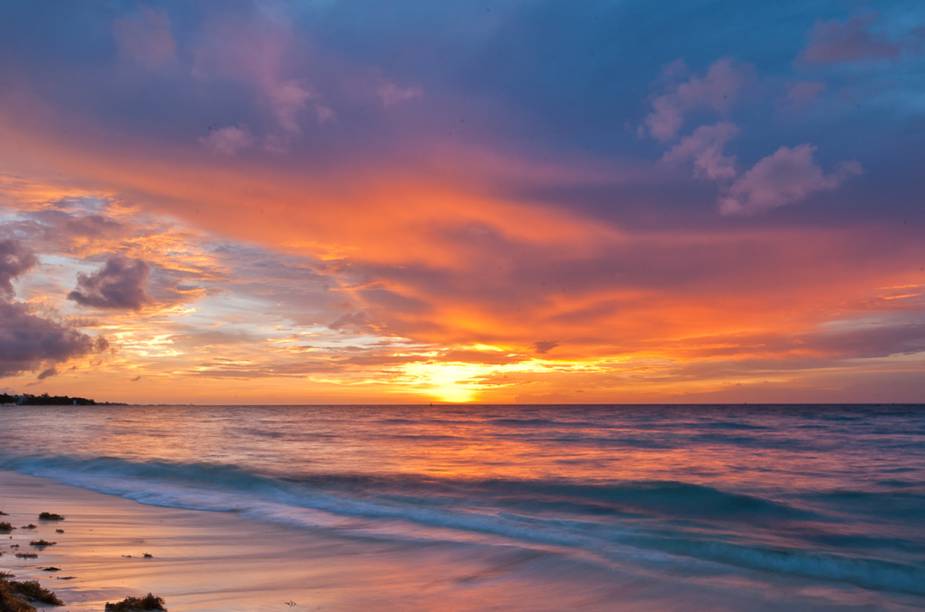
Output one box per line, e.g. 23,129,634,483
0,470,631,611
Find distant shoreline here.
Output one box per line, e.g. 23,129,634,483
0,392,125,406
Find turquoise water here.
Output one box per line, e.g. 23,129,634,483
2,404,924,609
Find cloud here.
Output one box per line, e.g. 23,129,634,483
801,14,901,64
643,59,750,142
16,207,127,254
662,122,739,180
268,79,315,132
0,239,37,298
0,301,106,377
200,126,254,156
0,235,107,379
113,7,176,70
68,256,150,309
191,15,332,136
720,144,862,215
1,3,924,402
329,311,372,332
534,340,558,354
378,82,423,107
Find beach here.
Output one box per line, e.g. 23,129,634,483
2,404,924,611
1,470,634,611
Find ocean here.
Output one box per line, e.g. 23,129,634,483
2,404,924,609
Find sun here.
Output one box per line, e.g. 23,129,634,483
399,362,488,403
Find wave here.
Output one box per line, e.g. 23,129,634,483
0,454,810,520
642,536,925,595
2,454,923,595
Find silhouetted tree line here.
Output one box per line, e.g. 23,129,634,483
0,392,109,405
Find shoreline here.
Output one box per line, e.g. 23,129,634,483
0,470,632,611
3,468,924,610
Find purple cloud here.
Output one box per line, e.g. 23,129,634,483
643,58,750,142
0,239,37,298
68,256,150,309
662,122,739,181
801,14,901,64
200,126,254,156
719,144,862,215
378,81,423,107
0,301,106,377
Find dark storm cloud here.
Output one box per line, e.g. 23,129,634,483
68,256,150,310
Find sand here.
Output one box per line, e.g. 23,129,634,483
0,470,633,611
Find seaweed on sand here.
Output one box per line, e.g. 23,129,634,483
29,540,55,549
104,593,167,611
37,513,64,522
7,581,63,606
0,522,13,533
20,525,35,530
0,573,64,610
0,579,34,612
14,553,37,559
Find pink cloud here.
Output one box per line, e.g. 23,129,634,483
801,14,900,64
719,144,862,215
378,82,423,107
192,17,331,135
662,122,739,181
643,58,750,142
200,126,254,156
269,80,309,132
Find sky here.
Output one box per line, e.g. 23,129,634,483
1,0,924,404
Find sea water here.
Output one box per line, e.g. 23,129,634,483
2,404,923,609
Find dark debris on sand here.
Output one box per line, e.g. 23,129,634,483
20,525,35,531
105,593,167,611
37,513,64,522
28,540,55,549
0,522,13,533
0,573,64,611
14,553,37,559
